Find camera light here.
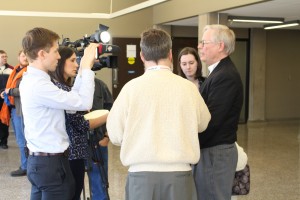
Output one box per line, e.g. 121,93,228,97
100,31,111,43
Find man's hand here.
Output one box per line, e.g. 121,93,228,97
99,135,109,147
80,43,98,70
0,91,4,99
0,89,9,99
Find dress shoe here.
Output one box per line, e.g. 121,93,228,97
0,144,8,149
10,167,27,177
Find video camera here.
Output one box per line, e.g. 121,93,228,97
61,24,120,71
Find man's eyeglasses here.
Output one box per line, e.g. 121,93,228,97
198,40,217,47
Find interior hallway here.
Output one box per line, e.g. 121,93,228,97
0,120,299,200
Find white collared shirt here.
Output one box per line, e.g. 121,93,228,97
20,66,95,153
208,61,220,76
0,65,13,75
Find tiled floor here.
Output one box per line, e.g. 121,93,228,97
0,120,299,200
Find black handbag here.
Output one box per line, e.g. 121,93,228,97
232,164,250,195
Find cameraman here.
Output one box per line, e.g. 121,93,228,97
87,77,113,200
20,27,97,200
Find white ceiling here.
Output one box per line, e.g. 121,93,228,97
164,0,300,29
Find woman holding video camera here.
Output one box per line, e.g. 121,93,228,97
49,46,108,200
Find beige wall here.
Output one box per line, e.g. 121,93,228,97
153,0,266,25
171,26,198,38
1,0,110,12
249,29,267,121
248,29,300,121
0,8,153,90
0,0,298,120
265,30,300,120
0,0,266,90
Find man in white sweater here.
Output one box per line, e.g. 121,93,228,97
106,28,211,200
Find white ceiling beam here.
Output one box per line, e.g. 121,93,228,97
0,10,110,18
110,0,168,18
0,0,168,19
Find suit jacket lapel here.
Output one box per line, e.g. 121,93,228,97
200,56,231,93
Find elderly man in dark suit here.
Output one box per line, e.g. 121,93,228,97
193,24,243,200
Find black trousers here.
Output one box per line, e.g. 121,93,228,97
69,159,85,200
27,154,75,200
0,121,9,145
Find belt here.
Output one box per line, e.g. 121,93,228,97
29,149,69,157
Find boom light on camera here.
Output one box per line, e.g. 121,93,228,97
96,24,111,43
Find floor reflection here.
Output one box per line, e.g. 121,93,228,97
0,120,299,200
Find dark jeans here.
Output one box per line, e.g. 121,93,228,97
87,146,108,200
27,154,75,200
11,108,27,169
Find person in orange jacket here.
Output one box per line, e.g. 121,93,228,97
1,50,28,176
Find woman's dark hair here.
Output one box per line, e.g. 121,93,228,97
177,47,203,80
50,46,75,87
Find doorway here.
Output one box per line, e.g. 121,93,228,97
172,37,198,74
111,38,144,99
230,39,250,123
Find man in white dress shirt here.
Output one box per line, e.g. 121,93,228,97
20,27,97,200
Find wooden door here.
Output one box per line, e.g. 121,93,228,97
111,38,144,99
